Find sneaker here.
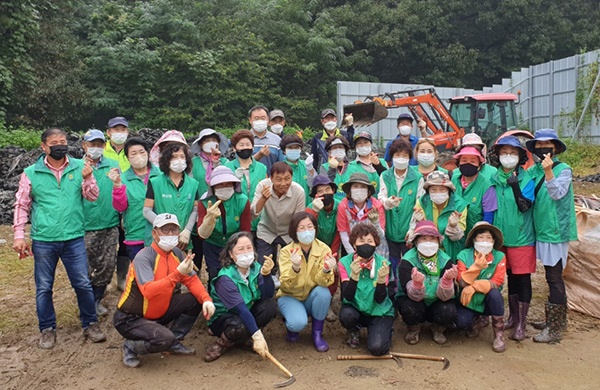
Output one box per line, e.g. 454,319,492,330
84,322,107,343
39,328,56,349
347,331,360,348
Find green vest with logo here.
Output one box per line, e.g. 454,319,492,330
285,159,310,205
225,158,268,231
457,248,504,313
122,165,161,242
381,167,422,243
83,157,120,231
420,193,467,260
307,198,340,246
342,159,387,197
452,172,492,233
191,156,229,198
201,192,249,247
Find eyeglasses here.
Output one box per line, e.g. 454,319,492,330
157,226,179,235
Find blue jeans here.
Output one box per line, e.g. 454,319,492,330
278,286,331,332
32,237,98,331
456,289,505,329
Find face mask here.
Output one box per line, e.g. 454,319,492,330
459,163,479,177
351,187,369,203
393,157,409,170
48,144,68,160
398,125,412,136
111,133,128,145
235,251,255,268
286,149,301,161
474,241,494,255
297,229,315,245
236,148,253,160
430,192,449,205
356,244,376,259
130,154,148,169
356,145,372,156
215,187,235,201
417,241,439,258
252,120,268,133
330,149,346,160
533,147,553,161
202,141,219,154
499,154,519,170
324,121,337,131
170,159,187,173
322,193,334,207
158,235,179,252
87,147,104,160
271,124,284,134
418,153,435,167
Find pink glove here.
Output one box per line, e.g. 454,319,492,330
440,265,458,289
411,267,425,289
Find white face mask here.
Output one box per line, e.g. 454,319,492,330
324,121,337,131
87,147,104,160
202,141,219,154
130,154,148,169
111,132,128,145
235,251,255,268
417,241,439,257
398,125,412,136
356,145,372,156
474,241,494,255
158,235,179,252
271,124,284,134
351,187,369,203
499,154,519,170
297,229,316,245
430,192,449,205
393,157,409,170
170,159,187,173
417,153,435,167
252,120,268,133
330,149,346,160
215,187,235,201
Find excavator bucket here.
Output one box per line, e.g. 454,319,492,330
343,101,389,127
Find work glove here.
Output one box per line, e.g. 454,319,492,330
411,267,425,290
383,196,401,210
290,248,302,271
202,301,216,320
108,168,122,186
367,208,379,224
177,254,195,276
261,255,274,276
205,200,222,220
234,167,245,179
179,229,191,246
448,211,461,228
323,253,337,272
376,264,389,284
349,258,362,281
328,157,340,170
440,264,458,289
344,114,354,127
471,279,492,294
460,285,476,306
305,153,314,168
311,197,324,213
251,330,269,358
507,172,519,187
413,207,425,223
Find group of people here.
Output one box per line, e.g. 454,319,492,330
13,107,577,368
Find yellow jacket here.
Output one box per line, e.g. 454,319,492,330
277,239,334,301
104,142,131,172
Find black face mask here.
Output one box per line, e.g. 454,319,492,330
356,244,376,259
533,147,553,161
459,163,479,177
48,144,68,160
236,148,253,160
322,193,334,207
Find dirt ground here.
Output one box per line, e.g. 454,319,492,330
1,225,599,390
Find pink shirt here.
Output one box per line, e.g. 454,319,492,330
336,197,386,234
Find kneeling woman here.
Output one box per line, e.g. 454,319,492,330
456,222,507,353
278,211,336,352
338,223,394,356
395,221,458,345
205,232,277,362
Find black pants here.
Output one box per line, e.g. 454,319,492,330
545,261,566,304
256,236,288,275
507,269,532,303
395,296,456,327
208,298,277,344
191,234,204,271
113,293,201,353
338,304,394,356
116,224,130,279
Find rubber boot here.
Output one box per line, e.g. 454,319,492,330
467,315,489,338
285,330,300,343
531,301,568,330
510,302,529,341
504,294,519,330
123,340,149,368
404,324,421,345
533,303,565,344
116,256,130,292
311,319,329,352
491,316,506,353
204,333,235,362
170,313,198,341
93,285,108,317
431,324,447,345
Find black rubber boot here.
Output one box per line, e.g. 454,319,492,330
123,340,149,368
169,313,199,341
533,303,566,344
92,285,108,317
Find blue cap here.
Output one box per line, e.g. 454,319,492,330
493,135,524,152
83,129,105,142
397,113,414,123
525,128,566,154
108,116,129,128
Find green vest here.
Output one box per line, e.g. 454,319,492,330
225,158,268,231
320,162,347,199
396,248,452,306
528,162,578,243
285,159,310,205
340,253,394,317
103,142,130,172
381,167,422,243
453,164,496,181
342,159,387,197
307,198,340,246
421,193,467,259
457,248,504,313
24,156,86,242
83,157,120,231
191,156,229,198
146,174,199,246
121,165,161,242
201,192,249,246
491,168,535,247
208,262,262,325
452,171,493,233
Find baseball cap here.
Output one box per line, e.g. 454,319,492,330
397,113,414,123
269,109,285,120
108,116,129,128
153,213,180,228
83,129,105,142
321,109,337,118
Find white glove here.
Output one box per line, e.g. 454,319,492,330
108,168,121,186
234,167,245,179
344,114,354,126
328,157,339,169
305,153,314,168
179,229,191,245
290,248,302,271
251,330,269,358
413,207,425,223
383,196,401,210
312,197,324,213
203,301,216,320
177,256,194,275
323,254,337,272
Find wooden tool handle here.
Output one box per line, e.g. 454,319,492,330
266,351,293,378
390,352,445,362
337,354,393,361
